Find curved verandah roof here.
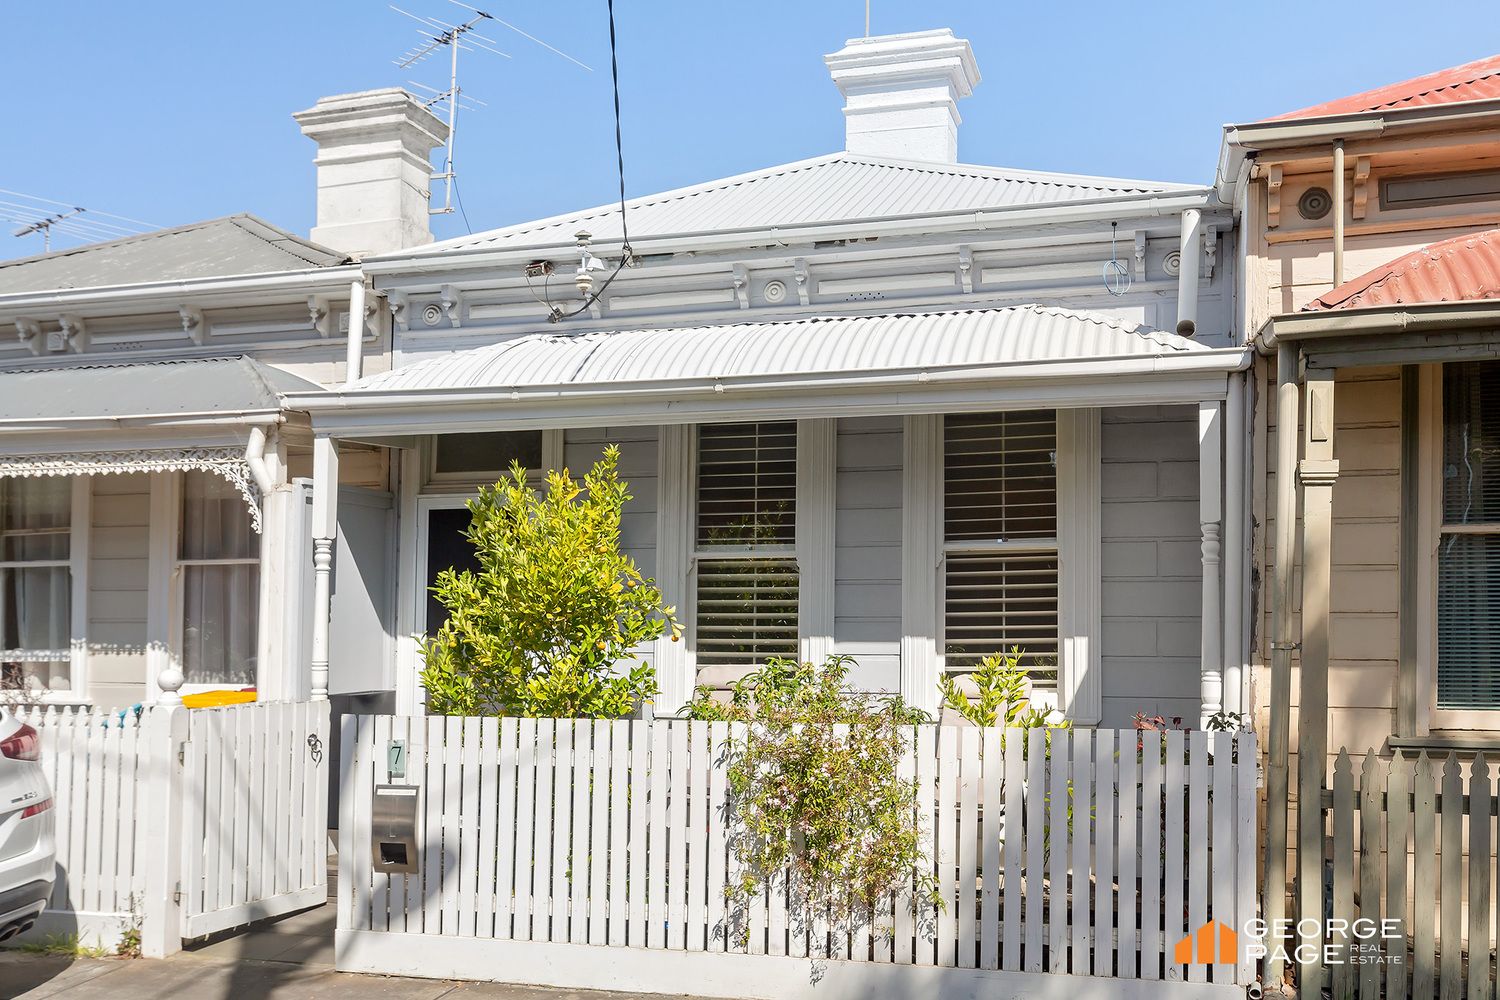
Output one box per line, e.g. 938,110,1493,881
1305,228,1500,312
291,305,1248,438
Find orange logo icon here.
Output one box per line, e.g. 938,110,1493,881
1175,920,1237,965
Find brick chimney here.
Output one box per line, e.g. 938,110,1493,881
293,88,450,257
824,29,981,164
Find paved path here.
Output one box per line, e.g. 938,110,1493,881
2,902,705,1000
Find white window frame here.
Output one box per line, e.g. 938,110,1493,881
903,408,1100,722
1417,362,1500,730
0,476,90,705
688,420,806,675
168,471,260,697
421,429,563,491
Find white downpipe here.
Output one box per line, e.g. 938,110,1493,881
244,425,274,496
1332,140,1346,288
1221,375,1246,716
346,280,366,387
1176,208,1202,336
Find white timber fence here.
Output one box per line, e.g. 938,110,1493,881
1313,748,1500,1000
337,717,1258,1000
12,700,329,955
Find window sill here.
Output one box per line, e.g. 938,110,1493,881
1389,731,1500,753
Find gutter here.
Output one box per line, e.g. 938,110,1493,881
0,265,365,318
1256,300,1500,353
0,409,286,432
1212,97,1500,205
361,190,1223,276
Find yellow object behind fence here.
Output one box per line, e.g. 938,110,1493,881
181,689,257,709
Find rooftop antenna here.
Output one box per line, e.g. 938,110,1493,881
390,3,592,221
390,4,510,217
12,207,86,252
865,0,870,36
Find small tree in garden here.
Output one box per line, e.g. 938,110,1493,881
420,446,679,718
685,655,941,945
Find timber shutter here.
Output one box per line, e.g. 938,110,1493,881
942,411,1060,685
694,422,799,667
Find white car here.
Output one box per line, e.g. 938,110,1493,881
0,708,53,942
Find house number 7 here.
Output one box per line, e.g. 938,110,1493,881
388,740,407,779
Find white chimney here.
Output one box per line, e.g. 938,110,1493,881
824,29,981,164
293,88,450,257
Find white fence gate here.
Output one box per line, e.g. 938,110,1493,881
337,716,1257,1000
16,700,330,954
179,701,331,938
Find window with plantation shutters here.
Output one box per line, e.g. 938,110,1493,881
1438,360,1500,710
943,411,1059,687
694,422,799,667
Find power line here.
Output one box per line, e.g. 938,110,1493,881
0,188,157,231
547,0,629,323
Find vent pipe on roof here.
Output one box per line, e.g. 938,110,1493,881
824,29,981,164
293,89,450,258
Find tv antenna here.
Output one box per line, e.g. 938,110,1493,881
0,189,157,252
12,208,86,252
390,2,593,219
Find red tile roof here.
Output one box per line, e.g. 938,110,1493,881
1304,228,1500,311
1268,55,1500,121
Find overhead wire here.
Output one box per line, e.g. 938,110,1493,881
547,0,629,323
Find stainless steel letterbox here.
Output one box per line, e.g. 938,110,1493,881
372,784,419,874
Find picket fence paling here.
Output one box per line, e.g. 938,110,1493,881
341,717,1257,987
1322,746,1500,1000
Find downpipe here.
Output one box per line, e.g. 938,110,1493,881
1245,981,1264,1000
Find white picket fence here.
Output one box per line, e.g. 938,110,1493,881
337,717,1257,1000
13,700,330,954
16,706,157,949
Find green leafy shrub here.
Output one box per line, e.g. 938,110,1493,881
937,647,1071,738
685,655,939,940
420,446,679,718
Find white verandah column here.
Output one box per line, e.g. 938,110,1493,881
309,435,339,702
1198,400,1224,728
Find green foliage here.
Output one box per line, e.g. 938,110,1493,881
1204,710,1247,733
685,655,940,936
420,446,680,718
936,647,1071,744
18,933,113,959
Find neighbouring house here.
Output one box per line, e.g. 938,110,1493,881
0,89,452,711
291,28,1250,728
1221,53,1500,986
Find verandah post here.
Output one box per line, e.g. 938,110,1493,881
1296,366,1338,996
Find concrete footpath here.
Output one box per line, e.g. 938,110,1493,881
2,902,709,1000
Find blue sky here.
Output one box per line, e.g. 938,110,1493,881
0,1,1490,253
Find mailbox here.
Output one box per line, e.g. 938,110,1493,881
372,784,419,874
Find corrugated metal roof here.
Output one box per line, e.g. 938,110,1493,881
0,215,348,295
401,153,1203,257
354,305,1205,393
1304,228,1500,311
0,356,323,422
1268,54,1500,121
